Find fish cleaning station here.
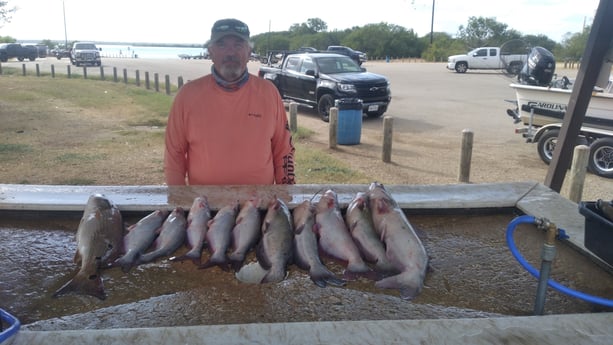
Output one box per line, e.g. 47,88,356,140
2,3,613,345
1,182,612,345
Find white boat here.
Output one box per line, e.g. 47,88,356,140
509,81,613,131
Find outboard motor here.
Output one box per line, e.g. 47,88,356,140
518,46,556,86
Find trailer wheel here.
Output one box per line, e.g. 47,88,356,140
537,129,559,164
455,62,468,73
588,137,613,178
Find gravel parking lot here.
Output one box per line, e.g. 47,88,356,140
5,57,611,201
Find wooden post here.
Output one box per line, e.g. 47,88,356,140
113,67,118,82
83,66,87,79
67,65,71,78
154,73,159,92
135,70,140,86
329,107,338,149
458,129,474,183
566,145,590,203
123,68,128,84
51,65,55,78
21,64,26,76
165,74,170,95
0,62,3,75
177,76,183,89
145,71,150,89
99,66,105,80
289,102,298,132
36,64,40,77
382,116,393,162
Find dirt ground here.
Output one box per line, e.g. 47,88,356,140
0,58,611,202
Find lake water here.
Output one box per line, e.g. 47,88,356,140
97,44,207,59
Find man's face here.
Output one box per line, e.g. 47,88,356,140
209,36,251,82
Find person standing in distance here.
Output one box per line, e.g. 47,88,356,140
164,18,295,185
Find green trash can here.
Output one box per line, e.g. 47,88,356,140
335,98,363,145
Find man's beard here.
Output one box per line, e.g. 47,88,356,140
218,58,244,81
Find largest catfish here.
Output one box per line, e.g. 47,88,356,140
53,194,124,300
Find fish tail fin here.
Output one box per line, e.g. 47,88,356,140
198,254,230,271
53,271,106,300
375,272,422,300
345,262,382,281
112,252,138,273
260,266,286,284
310,266,346,287
169,250,202,266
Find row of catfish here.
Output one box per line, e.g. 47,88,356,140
53,182,428,301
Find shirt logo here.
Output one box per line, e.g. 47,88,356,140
248,113,262,118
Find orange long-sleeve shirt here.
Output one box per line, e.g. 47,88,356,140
164,74,295,185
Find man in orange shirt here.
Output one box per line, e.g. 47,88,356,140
164,18,296,185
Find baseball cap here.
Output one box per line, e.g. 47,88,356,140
210,18,250,43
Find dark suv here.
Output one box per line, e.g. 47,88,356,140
0,43,37,62
327,46,367,65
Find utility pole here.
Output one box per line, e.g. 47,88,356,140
63,0,68,48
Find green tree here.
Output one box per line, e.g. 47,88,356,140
1,1,16,26
559,26,590,61
457,16,511,48
306,18,327,33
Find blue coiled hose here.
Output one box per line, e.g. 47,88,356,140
0,308,20,343
506,215,613,308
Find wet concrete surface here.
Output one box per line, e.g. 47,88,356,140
2,211,612,331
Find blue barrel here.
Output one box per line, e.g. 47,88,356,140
335,98,363,145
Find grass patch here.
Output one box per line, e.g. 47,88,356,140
55,153,107,164
295,148,369,183
0,72,367,185
0,143,32,154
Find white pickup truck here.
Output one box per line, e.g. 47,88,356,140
447,47,526,74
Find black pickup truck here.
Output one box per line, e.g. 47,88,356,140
0,43,38,62
258,51,391,121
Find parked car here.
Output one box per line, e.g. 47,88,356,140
326,45,367,65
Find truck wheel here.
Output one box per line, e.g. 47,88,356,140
537,129,559,164
318,94,334,122
507,62,523,75
455,62,468,73
588,137,613,178
17,57,24,62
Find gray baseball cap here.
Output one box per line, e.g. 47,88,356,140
210,18,250,43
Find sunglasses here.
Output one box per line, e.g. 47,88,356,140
213,24,249,34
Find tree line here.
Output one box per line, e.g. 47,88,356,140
250,17,590,63
1,9,590,63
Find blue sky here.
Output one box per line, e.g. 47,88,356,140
1,0,601,44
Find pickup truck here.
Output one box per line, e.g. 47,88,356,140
70,42,102,66
446,47,526,74
258,51,391,122
326,46,367,66
0,43,38,62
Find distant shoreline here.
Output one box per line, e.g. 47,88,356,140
15,40,205,48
